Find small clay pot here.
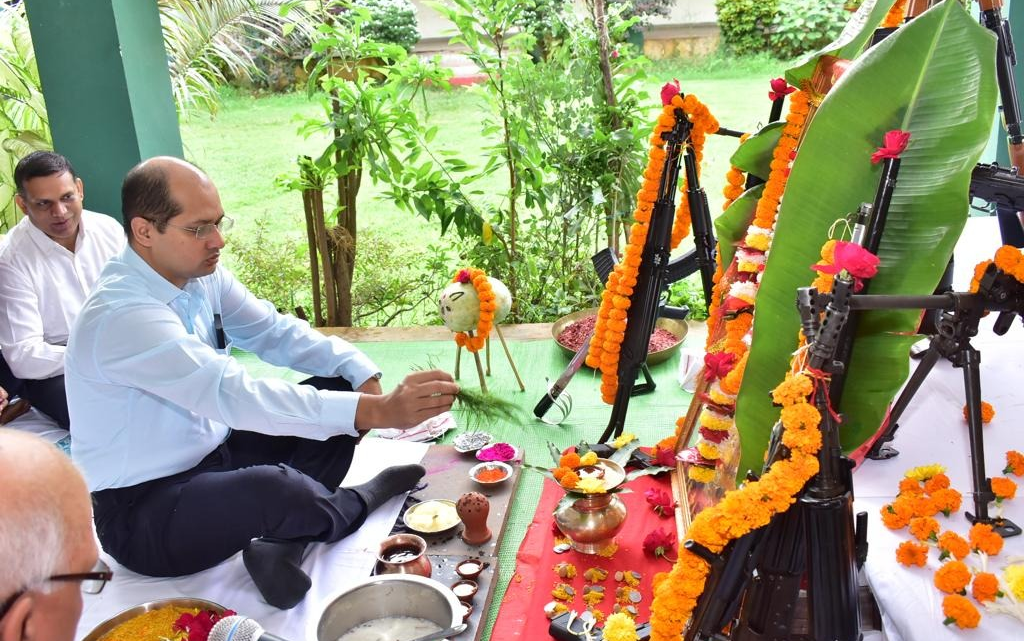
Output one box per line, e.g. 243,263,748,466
450,579,479,603
377,533,431,578
455,558,490,580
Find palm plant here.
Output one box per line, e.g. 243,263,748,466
0,0,299,230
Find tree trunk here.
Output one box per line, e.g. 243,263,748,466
301,186,325,326
309,187,339,325
592,0,622,255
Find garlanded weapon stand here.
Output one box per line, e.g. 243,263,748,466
533,107,744,427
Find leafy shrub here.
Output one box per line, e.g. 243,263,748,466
714,0,780,56
350,230,451,326
227,218,310,314
348,0,420,53
668,274,710,321
612,0,675,24
770,0,848,59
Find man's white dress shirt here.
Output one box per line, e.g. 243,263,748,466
67,246,380,491
0,210,125,379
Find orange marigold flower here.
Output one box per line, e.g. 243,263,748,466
962,401,995,424
934,560,972,594
895,540,928,567
908,495,939,518
880,501,914,530
937,531,970,561
991,476,1017,501
1006,450,1024,476
559,470,581,490
930,487,963,518
559,452,581,469
924,472,950,494
942,594,981,629
971,571,1002,603
968,523,1005,556
898,477,924,497
909,516,940,542
552,466,571,482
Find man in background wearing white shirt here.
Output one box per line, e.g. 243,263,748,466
0,152,125,429
66,156,458,610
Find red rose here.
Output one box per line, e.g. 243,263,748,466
703,351,737,382
661,79,681,106
644,487,677,518
768,77,796,101
456,269,472,284
871,129,911,164
811,241,880,291
643,527,677,561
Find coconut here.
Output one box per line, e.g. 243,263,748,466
438,277,512,332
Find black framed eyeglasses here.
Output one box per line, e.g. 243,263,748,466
0,559,113,620
163,215,234,240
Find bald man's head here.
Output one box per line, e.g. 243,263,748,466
121,156,210,242
0,430,97,641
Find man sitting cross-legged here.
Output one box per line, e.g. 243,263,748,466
66,156,458,609
0,151,125,430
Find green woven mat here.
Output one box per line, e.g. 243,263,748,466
237,337,696,639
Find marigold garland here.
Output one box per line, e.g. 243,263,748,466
450,268,496,352
650,361,822,640
881,0,908,29
587,89,719,402
682,90,809,483
721,133,750,210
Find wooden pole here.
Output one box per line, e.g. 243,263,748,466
494,325,525,392
486,334,491,376
467,331,488,393
455,343,462,380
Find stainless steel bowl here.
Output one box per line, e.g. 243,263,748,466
315,574,461,641
82,597,226,641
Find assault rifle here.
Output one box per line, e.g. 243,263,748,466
970,161,1024,210
597,103,715,443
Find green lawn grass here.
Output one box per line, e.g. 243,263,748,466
179,54,787,323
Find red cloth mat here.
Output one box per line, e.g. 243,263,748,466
492,474,675,641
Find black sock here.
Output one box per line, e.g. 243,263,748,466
242,538,311,609
349,464,426,513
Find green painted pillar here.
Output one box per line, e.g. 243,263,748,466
24,0,182,221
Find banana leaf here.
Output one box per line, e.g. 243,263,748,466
786,0,893,87
734,0,997,479
729,123,783,180
715,184,765,271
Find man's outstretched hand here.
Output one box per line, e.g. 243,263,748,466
355,369,459,431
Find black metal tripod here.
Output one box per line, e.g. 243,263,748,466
864,270,1024,537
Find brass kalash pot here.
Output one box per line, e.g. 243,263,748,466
552,459,628,554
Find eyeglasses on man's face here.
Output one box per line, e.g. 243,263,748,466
0,558,113,621
163,215,234,240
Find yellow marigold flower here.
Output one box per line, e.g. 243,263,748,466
698,410,732,432
1004,563,1024,600
612,433,637,449
579,450,599,467
603,612,638,641
746,234,771,252
576,477,606,494
696,441,721,460
688,466,716,484
905,463,946,482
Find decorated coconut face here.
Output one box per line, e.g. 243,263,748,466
439,276,513,332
